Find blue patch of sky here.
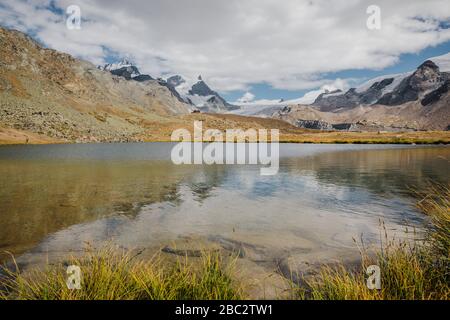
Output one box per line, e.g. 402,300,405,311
45,1,92,24
222,40,450,102
44,0,65,16
439,21,450,29
223,83,310,103
101,47,125,64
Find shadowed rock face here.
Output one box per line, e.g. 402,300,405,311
313,89,360,111
331,123,359,131
377,60,446,106
187,77,240,113
313,60,449,110
294,120,361,131
295,120,333,130
189,79,217,97
278,58,450,131
110,66,141,80
421,80,449,106
359,78,394,104
167,75,185,87
313,77,398,111
133,74,153,82
99,61,154,82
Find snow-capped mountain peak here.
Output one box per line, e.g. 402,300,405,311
98,58,134,72
164,75,238,112
355,72,412,95
97,59,153,81
188,77,217,97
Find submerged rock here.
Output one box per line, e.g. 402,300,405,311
161,246,216,257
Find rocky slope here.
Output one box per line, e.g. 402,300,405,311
1,26,447,139
0,27,190,142
275,59,450,131
97,59,239,114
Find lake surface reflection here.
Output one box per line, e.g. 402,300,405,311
0,143,448,269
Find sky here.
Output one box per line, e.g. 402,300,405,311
0,0,449,104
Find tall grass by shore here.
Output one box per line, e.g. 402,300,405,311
0,249,243,300
293,184,450,300
1,184,449,300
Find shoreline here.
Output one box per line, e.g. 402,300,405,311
1,131,449,146
2,113,449,146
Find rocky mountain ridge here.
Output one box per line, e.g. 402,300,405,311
184,75,239,113
0,27,190,142
313,60,449,112
98,60,240,113
1,26,448,140
275,59,450,131
98,59,154,82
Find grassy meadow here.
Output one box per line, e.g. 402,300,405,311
1,113,450,146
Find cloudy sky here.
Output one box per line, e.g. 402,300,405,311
1,0,450,103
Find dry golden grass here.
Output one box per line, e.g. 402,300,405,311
1,112,449,145
0,127,62,145
2,72,30,98
280,131,450,144
0,248,243,300
139,113,450,144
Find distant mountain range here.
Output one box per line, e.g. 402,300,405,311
273,57,450,131
0,26,243,144
0,25,448,141
313,60,448,110
227,53,450,131
228,55,449,131
97,61,239,113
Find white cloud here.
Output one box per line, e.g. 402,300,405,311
282,78,354,104
236,92,256,103
0,0,449,92
235,78,353,106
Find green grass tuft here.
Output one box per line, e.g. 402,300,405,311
0,248,243,300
